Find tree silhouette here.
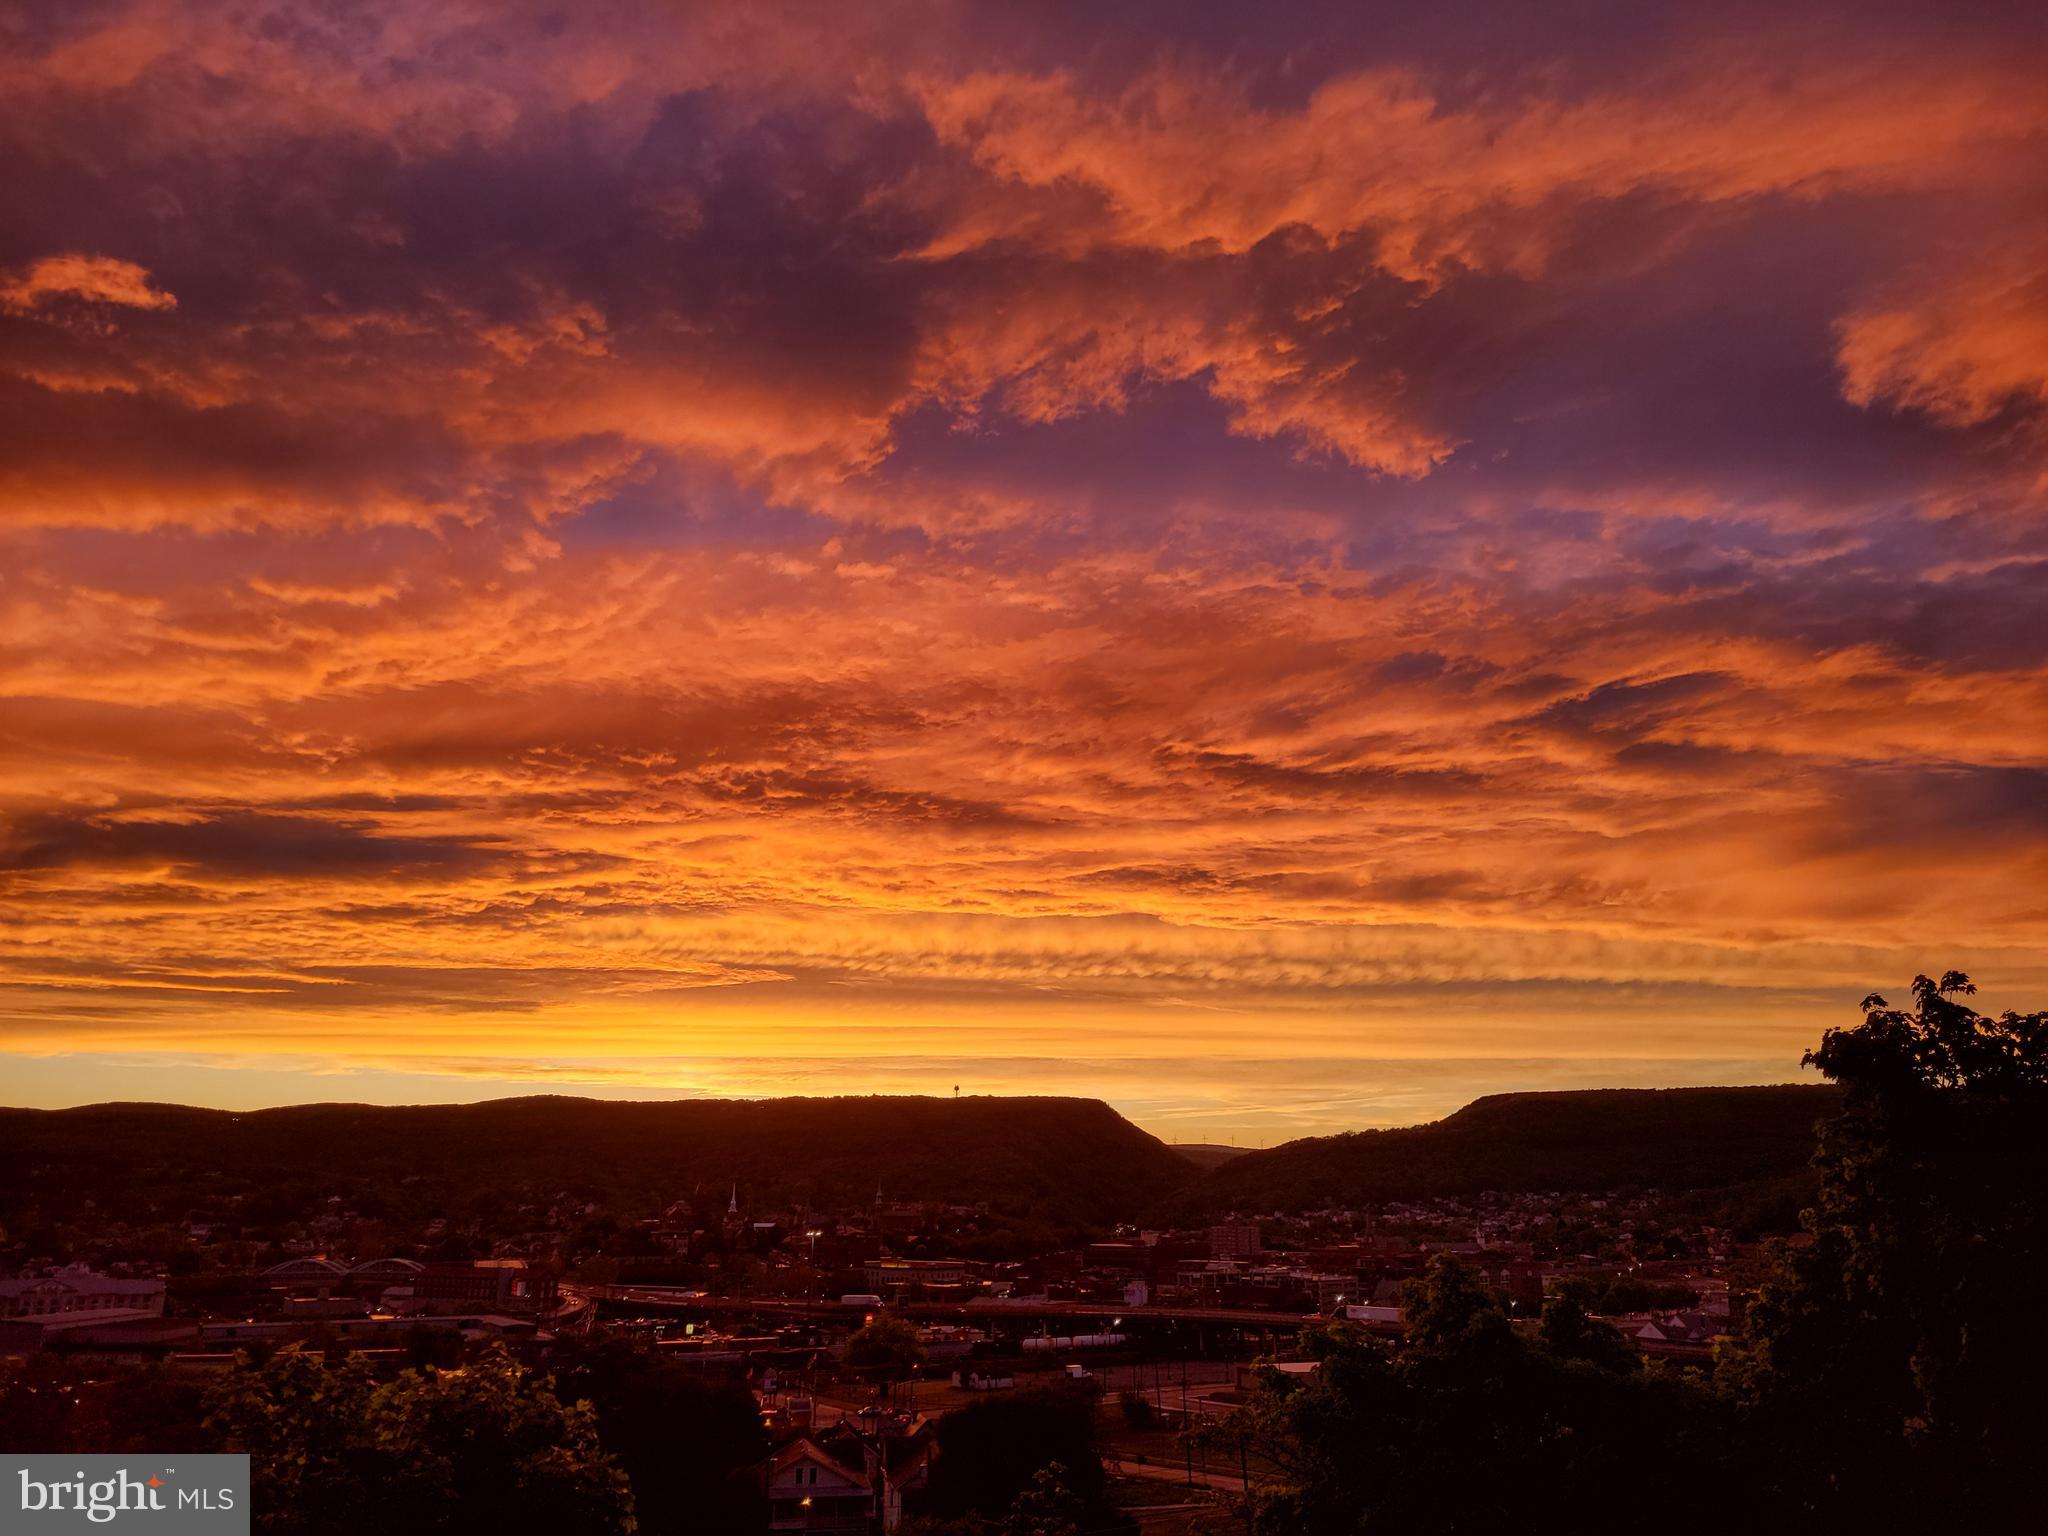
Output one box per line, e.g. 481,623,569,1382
205,1345,633,1535
924,1385,1118,1527
1211,1255,1751,1535
1002,1462,1089,1536
550,1337,766,1533
1209,974,2048,1532
843,1311,926,1392
1720,971,2048,1526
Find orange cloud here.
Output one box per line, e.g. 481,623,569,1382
910,58,2048,276
0,254,175,313
1,2,2045,1125
1838,260,2048,428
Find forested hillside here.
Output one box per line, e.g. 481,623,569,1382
1168,1085,1840,1216
0,1094,1196,1231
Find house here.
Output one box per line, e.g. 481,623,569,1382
763,1412,936,1533
1630,1310,1727,1346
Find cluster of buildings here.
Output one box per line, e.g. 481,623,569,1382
1,1176,1759,1378
259,1253,558,1314
0,1180,1780,1536
0,1255,567,1361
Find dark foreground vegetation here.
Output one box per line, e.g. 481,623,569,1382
0,1335,1127,1536
1217,972,2047,1532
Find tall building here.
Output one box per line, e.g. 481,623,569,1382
1208,1222,1263,1259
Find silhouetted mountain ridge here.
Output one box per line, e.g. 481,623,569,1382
1,1084,1844,1236
1167,1084,1841,1217
0,1094,1194,1232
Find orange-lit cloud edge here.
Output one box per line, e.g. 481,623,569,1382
1,1,2044,1139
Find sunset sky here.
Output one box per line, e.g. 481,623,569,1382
2,1,2044,1141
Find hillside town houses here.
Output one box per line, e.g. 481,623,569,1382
0,1174,1784,1532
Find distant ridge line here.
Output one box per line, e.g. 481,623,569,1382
0,1083,1844,1230
1165,1083,1841,1218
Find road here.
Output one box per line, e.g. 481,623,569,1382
576,1285,1322,1330
1108,1458,1243,1493
1078,1361,1245,1420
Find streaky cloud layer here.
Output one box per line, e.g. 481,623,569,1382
1,0,2044,1137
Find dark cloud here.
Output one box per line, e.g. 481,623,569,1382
0,811,508,879
1529,672,1736,737
1816,765,2048,850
